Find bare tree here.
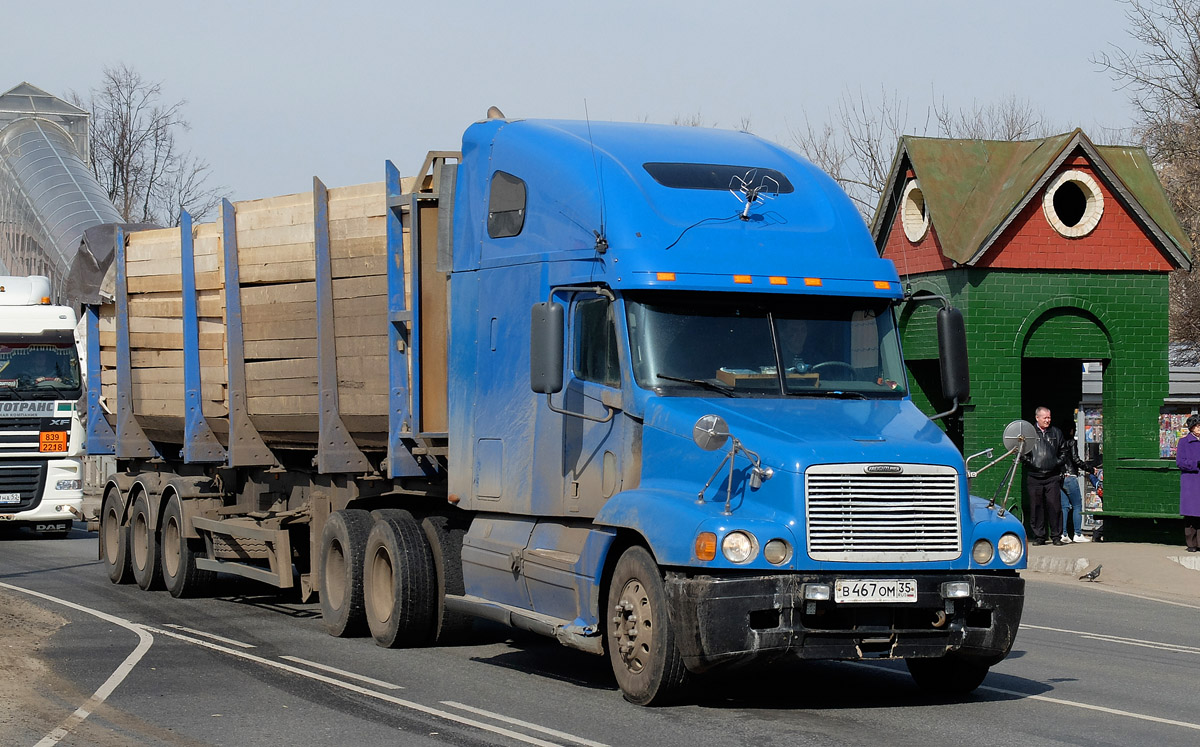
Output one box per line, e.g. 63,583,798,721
69,64,221,226
1095,0,1200,345
791,88,1051,217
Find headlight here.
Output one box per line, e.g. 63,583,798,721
763,538,791,565
997,533,1024,565
721,531,757,563
55,480,81,491
972,539,994,565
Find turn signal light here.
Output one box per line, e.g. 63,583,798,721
694,532,717,561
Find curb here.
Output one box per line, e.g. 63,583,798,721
1026,555,1092,576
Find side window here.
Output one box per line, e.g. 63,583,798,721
573,298,620,387
487,171,526,238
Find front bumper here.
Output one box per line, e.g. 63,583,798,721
665,571,1024,673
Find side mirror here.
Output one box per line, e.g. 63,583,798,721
693,414,731,452
530,301,564,394
937,306,969,402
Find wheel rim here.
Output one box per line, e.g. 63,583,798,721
132,509,148,570
367,546,395,625
103,503,120,561
325,541,346,609
612,577,654,675
163,516,181,578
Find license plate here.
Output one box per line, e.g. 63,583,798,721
834,579,918,603
0,492,20,504
39,431,67,452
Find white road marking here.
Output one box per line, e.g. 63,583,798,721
847,659,1200,732
1043,582,1200,611
1022,623,1200,655
279,655,404,690
442,701,609,747
144,625,572,746
164,623,255,648
0,581,155,747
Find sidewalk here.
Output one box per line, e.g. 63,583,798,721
1024,538,1200,605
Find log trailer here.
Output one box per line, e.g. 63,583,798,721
91,111,1026,704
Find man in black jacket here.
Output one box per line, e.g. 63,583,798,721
1022,406,1075,546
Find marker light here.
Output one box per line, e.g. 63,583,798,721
803,277,823,287
769,276,788,286
873,281,891,290
733,275,752,284
656,272,676,281
695,532,717,561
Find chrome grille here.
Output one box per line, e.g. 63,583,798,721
805,464,961,562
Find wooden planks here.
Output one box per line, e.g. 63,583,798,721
98,179,401,452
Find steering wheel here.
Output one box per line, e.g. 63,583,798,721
809,361,858,380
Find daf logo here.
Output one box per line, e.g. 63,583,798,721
864,464,903,474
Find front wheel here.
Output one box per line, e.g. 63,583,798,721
606,546,690,706
906,654,991,694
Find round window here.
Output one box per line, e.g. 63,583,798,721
1043,170,1103,238
901,180,929,243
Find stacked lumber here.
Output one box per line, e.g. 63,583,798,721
98,178,406,453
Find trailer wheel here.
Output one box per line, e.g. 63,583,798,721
319,509,372,637
101,488,133,585
129,491,164,590
363,511,437,647
160,494,215,598
606,546,690,705
905,654,990,694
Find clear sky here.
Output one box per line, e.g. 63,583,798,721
1,0,1147,203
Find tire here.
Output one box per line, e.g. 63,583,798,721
906,654,991,695
129,491,163,591
101,489,133,584
606,546,690,706
160,494,216,598
319,509,372,637
422,514,472,642
363,511,438,648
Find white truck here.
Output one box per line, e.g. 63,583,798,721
0,276,84,537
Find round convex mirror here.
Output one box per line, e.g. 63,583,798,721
1002,420,1038,457
693,414,731,451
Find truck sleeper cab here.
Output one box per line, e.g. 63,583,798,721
92,114,1025,708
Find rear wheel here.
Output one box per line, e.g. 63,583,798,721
101,489,133,584
363,511,437,647
319,509,372,637
906,654,991,694
160,494,215,598
130,491,163,591
606,546,690,705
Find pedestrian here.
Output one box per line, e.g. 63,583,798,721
1174,414,1200,552
1059,424,1094,543
1021,406,1072,546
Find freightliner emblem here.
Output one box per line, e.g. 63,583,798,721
864,464,903,474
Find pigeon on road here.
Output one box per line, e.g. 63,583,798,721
1079,564,1102,582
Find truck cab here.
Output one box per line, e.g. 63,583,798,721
0,276,84,537
445,118,1025,703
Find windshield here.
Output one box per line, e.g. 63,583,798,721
0,342,82,399
625,291,907,398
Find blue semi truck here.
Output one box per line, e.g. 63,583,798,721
91,111,1026,705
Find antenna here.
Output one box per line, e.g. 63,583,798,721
584,100,608,253
729,169,779,220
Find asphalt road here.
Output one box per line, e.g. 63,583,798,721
2,526,1199,747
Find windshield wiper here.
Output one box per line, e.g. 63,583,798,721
656,374,738,397
785,389,868,399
